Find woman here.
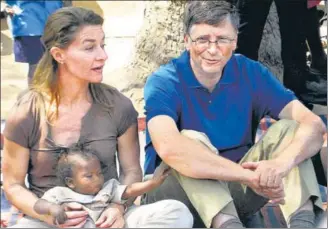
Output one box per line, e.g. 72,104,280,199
2,7,193,228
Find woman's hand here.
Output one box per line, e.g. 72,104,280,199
53,202,89,228
95,203,125,228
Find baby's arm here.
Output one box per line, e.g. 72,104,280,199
33,199,67,225
122,163,170,199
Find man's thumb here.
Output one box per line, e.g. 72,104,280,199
241,161,259,170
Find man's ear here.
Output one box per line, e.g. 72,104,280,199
184,34,191,51
65,177,75,189
232,36,238,51
50,46,65,64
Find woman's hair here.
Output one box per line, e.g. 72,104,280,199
56,148,100,186
30,7,104,121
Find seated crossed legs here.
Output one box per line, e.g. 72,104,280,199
142,120,325,228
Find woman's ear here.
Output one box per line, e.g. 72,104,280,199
50,47,65,64
65,177,75,189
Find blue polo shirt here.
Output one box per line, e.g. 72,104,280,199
5,0,62,37
143,51,296,174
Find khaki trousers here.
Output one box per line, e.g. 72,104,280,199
142,120,324,228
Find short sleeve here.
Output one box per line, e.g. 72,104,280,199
3,91,39,148
251,62,297,119
114,94,138,137
144,71,181,123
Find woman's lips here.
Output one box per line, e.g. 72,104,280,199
92,66,104,73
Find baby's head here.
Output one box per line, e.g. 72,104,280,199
56,149,104,195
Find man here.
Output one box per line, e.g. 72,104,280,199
3,0,68,86
236,0,327,108
141,1,326,228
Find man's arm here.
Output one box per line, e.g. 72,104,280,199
242,100,325,191
277,100,325,168
148,115,258,184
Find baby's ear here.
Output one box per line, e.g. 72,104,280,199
65,177,75,189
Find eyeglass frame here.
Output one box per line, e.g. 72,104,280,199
188,34,236,49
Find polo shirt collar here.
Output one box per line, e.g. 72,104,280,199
174,50,237,88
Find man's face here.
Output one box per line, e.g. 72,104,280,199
185,19,238,77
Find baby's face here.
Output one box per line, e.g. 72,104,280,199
70,156,104,195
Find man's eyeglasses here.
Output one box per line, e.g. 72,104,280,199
188,34,236,49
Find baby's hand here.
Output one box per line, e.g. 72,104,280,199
49,204,67,225
152,162,171,185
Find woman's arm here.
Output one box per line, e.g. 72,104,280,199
2,138,53,224
2,138,88,227
94,124,141,228
117,123,143,203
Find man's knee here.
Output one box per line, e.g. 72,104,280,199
269,119,299,135
180,129,218,154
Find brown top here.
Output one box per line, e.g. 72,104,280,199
4,83,138,198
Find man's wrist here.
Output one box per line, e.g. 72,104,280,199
274,156,294,175
240,169,258,186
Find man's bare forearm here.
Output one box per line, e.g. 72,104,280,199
277,120,325,168
157,133,257,185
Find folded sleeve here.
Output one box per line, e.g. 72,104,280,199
144,72,181,123
251,62,297,120
115,94,138,137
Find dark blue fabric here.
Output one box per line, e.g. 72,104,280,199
143,51,296,174
13,36,44,64
5,0,62,37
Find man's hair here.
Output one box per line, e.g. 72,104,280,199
56,148,100,186
183,0,239,34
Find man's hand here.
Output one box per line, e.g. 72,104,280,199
95,203,125,228
242,167,286,205
242,159,291,189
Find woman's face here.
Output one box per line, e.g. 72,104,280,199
60,25,108,83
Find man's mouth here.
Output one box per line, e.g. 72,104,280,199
204,58,221,64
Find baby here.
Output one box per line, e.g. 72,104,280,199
33,149,170,227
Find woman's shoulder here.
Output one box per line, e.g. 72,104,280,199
91,83,134,108
10,89,44,116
